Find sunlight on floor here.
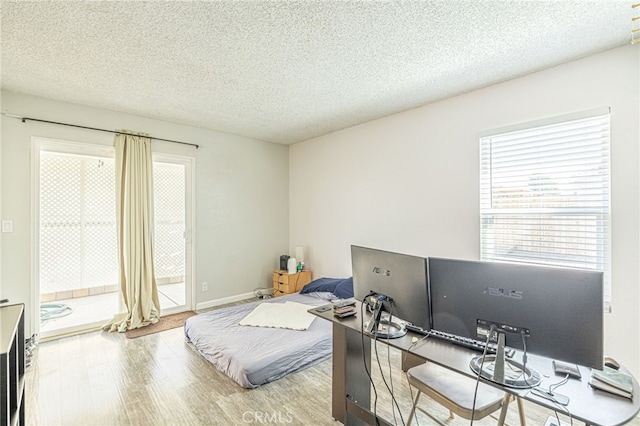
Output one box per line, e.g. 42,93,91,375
40,283,185,336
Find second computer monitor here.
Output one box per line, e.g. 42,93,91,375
351,245,430,331
428,257,604,370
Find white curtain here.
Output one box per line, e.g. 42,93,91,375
103,132,160,332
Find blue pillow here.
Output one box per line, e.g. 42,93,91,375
333,277,354,299
300,277,344,294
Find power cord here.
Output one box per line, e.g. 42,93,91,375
530,377,574,426
360,294,380,425
520,331,574,426
470,325,497,426
403,332,432,426
521,331,531,386
548,376,574,426
253,287,273,299
291,272,301,292
372,302,405,426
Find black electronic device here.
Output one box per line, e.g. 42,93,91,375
331,298,357,318
428,257,604,376
333,299,356,310
334,310,357,319
553,360,582,379
279,255,290,271
351,245,430,339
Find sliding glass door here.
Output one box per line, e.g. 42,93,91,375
34,138,193,338
152,155,193,315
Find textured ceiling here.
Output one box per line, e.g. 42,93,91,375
1,1,634,145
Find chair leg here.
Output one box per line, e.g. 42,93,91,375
406,390,422,426
496,393,512,426
516,397,526,426
448,410,455,420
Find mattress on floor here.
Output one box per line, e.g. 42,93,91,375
184,292,333,388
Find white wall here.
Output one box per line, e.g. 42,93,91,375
290,44,640,377
1,91,289,335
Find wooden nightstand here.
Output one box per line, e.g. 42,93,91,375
272,270,312,297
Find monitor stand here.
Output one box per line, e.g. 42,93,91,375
363,295,406,339
469,333,541,389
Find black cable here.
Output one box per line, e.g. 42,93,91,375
253,287,273,299
555,404,574,426
520,331,574,426
291,272,300,292
521,331,531,387
530,386,573,426
547,377,574,426
360,293,380,425
554,410,563,426
372,329,392,424
371,302,405,426
376,318,399,425
470,325,497,426
387,303,405,425
548,375,570,394
403,332,431,426
529,374,574,425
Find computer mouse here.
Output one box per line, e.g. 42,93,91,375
604,356,620,370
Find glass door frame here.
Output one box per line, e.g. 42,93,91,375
32,137,118,339
31,137,195,339
152,152,195,316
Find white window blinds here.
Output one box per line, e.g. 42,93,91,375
480,109,611,301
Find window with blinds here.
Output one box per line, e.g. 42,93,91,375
480,109,611,301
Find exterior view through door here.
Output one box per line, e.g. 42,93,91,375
36,139,192,338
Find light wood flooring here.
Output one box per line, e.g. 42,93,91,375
25,320,640,425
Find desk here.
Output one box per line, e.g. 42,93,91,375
1,304,25,426
310,302,640,426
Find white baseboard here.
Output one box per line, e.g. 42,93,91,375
196,292,255,311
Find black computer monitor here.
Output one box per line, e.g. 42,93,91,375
351,245,430,339
428,257,604,370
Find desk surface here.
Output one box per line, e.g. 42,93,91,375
311,302,640,426
0,304,24,353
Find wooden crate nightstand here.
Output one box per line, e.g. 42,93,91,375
272,270,312,297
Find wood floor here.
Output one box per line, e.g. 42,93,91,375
25,323,640,426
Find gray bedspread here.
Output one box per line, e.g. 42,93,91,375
184,292,333,388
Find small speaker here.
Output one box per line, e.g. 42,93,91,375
279,255,290,271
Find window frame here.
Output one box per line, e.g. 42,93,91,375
479,108,611,304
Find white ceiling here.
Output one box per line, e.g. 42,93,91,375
1,1,635,145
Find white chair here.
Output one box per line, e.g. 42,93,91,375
406,362,523,426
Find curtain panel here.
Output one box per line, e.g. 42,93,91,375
103,132,160,332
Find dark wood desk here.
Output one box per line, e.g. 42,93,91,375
310,303,640,426
1,304,25,426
